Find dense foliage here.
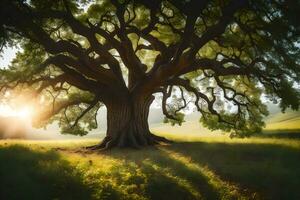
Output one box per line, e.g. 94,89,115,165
0,0,299,146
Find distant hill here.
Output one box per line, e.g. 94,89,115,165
151,103,300,135
265,110,300,130
150,111,225,137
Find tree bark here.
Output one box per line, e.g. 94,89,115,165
87,95,172,150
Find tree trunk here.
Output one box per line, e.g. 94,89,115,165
87,95,172,150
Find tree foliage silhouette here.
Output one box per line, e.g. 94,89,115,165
0,0,299,149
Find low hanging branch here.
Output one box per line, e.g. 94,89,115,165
0,0,299,148
69,98,99,129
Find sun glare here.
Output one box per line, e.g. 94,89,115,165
0,105,33,119
17,107,32,118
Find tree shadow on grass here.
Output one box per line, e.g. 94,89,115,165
107,139,300,200
109,147,225,200
0,145,93,200
165,141,300,200
4,141,298,200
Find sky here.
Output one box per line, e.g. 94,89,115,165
0,47,19,116
0,46,17,69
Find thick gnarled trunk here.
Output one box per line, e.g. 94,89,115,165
88,95,171,150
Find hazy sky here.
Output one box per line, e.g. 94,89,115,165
0,47,17,69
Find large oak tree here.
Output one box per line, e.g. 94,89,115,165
0,0,299,149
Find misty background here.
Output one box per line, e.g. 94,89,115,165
1,47,299,140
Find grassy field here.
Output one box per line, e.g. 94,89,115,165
1,133,300,200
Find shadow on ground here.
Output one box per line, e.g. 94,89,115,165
108,139,300,200
164,141,300,200
110,148,224,199
0,145,93,200
1,138,300,200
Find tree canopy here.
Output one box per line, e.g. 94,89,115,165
0,0,299,147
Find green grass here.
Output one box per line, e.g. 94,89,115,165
1,134,300,200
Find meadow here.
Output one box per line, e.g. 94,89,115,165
1,132,300,200
1,109,300,200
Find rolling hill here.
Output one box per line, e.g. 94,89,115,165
151,104,300,136
264,111,300,130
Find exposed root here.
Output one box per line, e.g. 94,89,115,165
85,133,173,151
85,136,114,151
85,144,103,150
150,133,174,144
